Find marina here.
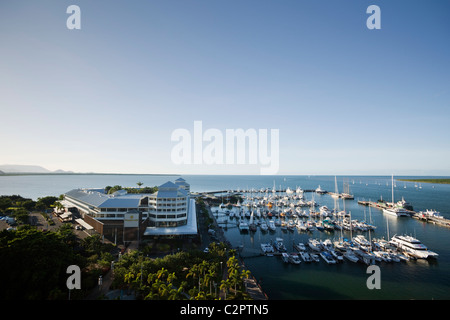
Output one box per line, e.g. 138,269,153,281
210,189,440,265
1,174,450,299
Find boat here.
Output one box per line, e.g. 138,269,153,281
390,235,438,259
420,209,444,219
315,185,327,194
281,252,290,263
373,250,392,262
268,220,276,231
261,243,274,254
383,175,409,217
333,240,347,252
310,253,320,262
321,239,333,249
274,238,287,252
354,249,376,265
344,250,359,263
299,251,313,263
306,221,316,232
289,253,302,264
296,220,307,231
329,249,344,262
238,219,249,232
315,221,325,231
319,206,331,217
323,219,335,231
249,212,257,232
287,219,296,231
353,235,372,251
308,238,322,251
294,242,306,252
320,251,336,264
383,207,410,217
260,221,269,232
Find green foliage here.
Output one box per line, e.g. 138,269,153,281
112,243,251,300
0,224,117,300
105,185,158,195
0,226,81,299
0,195,36,214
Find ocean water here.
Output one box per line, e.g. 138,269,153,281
1,174,450,299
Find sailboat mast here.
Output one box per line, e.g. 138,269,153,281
391,174,394,207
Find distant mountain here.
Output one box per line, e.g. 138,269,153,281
0,164,73,174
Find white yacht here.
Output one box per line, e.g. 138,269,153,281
238,219,249,232
296,220,307,231
294,242,306,252
268,220,276,231
274,237,287,252
260,221,269,232
308,238,322,251
390,235,438,259
289,253,301,264
261,243,274,254
344,249,359,263
421,209,444,219
315,185,327,194
384,175,409,217
320,251,336,264
299,251,312,263
383,207,410,217
353,235,372,251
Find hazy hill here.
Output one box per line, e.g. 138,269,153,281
0,164,73,174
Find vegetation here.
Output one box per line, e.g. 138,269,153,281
0,193,253,300
105,185,158,195
397,178,450,184
111,242,251,300
0,225,115,300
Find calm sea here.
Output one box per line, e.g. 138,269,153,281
1,174,450,299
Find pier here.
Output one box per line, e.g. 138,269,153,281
357,201,450,228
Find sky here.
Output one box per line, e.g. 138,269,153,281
1,0,449,175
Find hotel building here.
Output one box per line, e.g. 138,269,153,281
62,178,197,243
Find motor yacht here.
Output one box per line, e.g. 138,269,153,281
390,235,438,259
308,238,322,251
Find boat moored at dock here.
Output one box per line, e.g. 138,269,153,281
390,235,439,259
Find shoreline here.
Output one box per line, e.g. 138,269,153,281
397,178,450,185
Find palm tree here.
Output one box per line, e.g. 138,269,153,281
137,181,143,188
186,264,200,288
156,267,169,280
241,269,251,282
204,268,217,295
220,279,230,300
229,269,241,294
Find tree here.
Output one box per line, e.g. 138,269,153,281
220,279,230,300
36,196,58,210
11,207,29,224
0,197,12,212
0,226,81,299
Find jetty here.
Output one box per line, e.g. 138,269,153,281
358,200,450,228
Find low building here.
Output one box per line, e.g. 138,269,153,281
63,178,197,243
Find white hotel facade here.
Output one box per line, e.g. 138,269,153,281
63,178,197,242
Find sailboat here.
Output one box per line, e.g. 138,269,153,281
383,175,409,217
249,211,257,232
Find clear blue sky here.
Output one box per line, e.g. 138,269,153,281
1,1,449,175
